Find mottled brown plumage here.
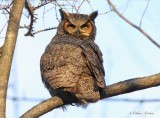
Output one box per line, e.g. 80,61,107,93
40,9,106,106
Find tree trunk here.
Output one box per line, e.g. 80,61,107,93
0,0,25,117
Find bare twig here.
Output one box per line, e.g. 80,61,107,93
0,4,10,10
1,9,9,20
21,0,63,37
43,6,55,14
54,2,60,22
139,0,150,27
24,0,38,37
98,10,113,15
32,27,57,35
54,1,64,10
0,1,13,14
86,0,93,11
76,0,85,13
0,21,8,34
19,24,30,30
33,0,52,11
20,24,57,36
3,8,10,14
65,0,77,12
20,73,160,117
107,0,160,49
122,0,130,14
23,0,58,36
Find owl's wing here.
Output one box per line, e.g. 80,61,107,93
80,40,106,88
40,44,55,84
40,54,54,74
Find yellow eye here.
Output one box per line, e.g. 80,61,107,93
67,24,76,28
64,21,77,34
81,24,89,29
80,22,92,37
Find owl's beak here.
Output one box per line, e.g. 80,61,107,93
76,30,81,37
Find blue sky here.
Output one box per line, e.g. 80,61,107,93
0,0,160,118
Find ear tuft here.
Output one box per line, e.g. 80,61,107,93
59,9,70,20
89,10,98,22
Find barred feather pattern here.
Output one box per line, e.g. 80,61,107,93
40,35,106,106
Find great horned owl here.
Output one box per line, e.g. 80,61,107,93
40,9,106,106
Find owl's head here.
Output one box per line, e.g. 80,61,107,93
57,9,98,40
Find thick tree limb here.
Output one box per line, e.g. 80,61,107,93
0,0,25,117
107,0,160,49
20,96,63,118
20,73,160,118
101,73,160,99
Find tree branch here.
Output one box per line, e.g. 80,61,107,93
107,0,160,49
20,96,63,118
32,27,57,35
20,73,160,118
33,0,53,11
24,0,37,37
23,0,56,37
101,73,160,99
139,0,150,27
0,0,25,117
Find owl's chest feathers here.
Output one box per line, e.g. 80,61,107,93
49,35,93,67
43,35,104,88
51,43,86,67
45,43,89,88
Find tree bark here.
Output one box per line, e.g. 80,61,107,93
0,0,25,117
101,73,160,99
20,73,160,118
20,97,63,118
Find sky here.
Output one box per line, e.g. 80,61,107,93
0,0,160,118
